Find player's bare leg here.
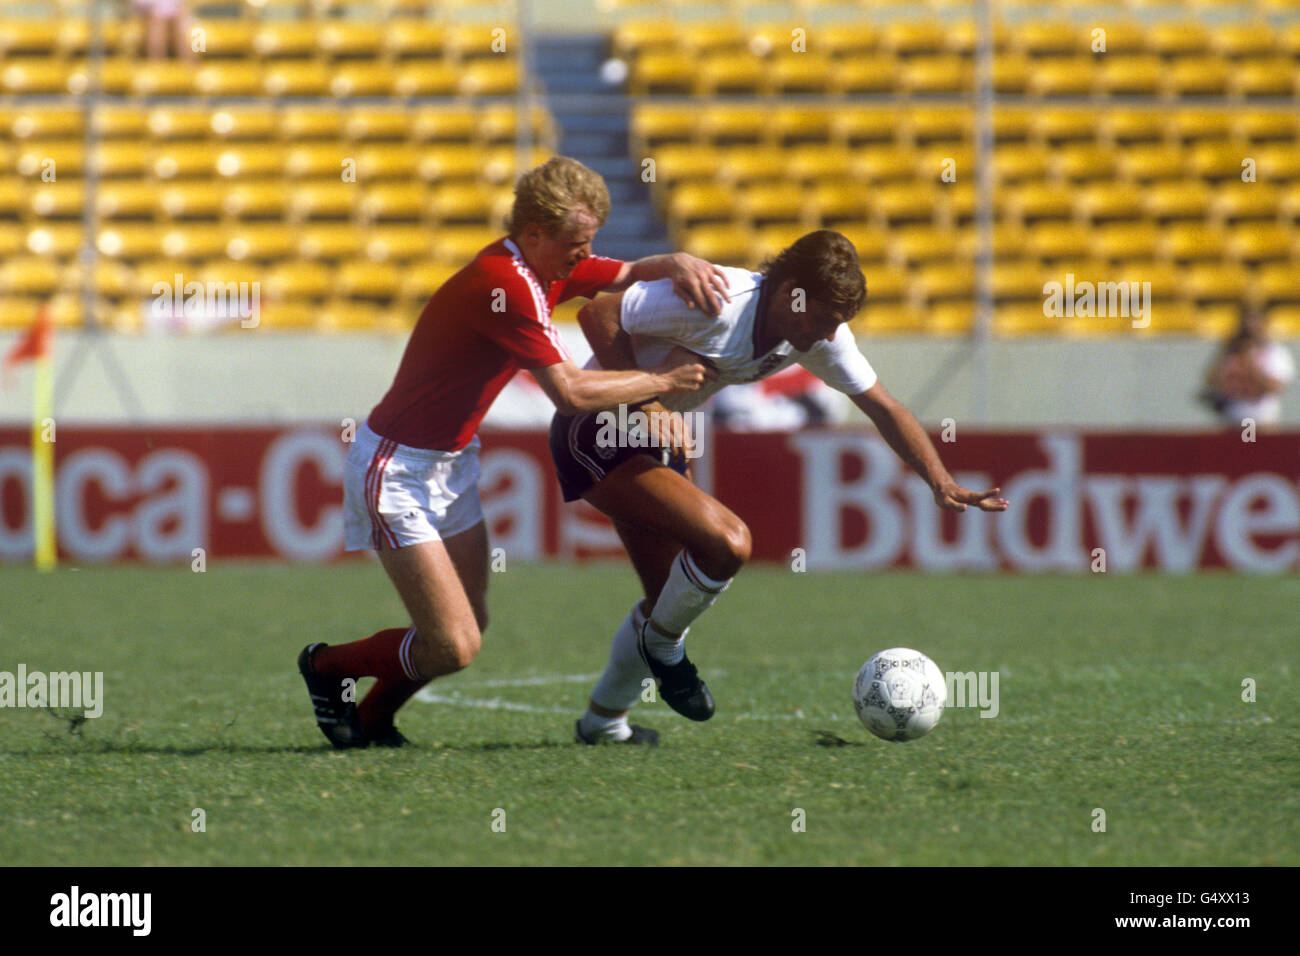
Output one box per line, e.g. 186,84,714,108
358,521,491,741
578,455,751,734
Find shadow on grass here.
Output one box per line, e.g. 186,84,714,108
2,739,573,757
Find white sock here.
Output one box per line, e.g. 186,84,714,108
578,709,632,742
589,602,651,714
643,551,731,664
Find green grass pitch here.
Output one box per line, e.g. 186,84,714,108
1,562,1296,866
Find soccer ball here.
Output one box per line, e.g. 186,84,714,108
852,648,947,742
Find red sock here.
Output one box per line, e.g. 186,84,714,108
359,677,430,734
312,628,416,683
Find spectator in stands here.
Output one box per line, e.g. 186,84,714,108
1201,310,1295,429
132,0,195,61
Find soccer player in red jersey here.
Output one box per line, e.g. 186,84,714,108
297,157,729,748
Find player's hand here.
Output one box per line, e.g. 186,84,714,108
933,481,1009,513
667,253,731,316
653,346,717,394
640,399,697,466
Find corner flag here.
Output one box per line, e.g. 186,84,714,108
3,306,56,570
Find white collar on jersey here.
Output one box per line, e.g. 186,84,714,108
503,238,544,284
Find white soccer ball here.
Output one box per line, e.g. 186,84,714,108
852,648,947,742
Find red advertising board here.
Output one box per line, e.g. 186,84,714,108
1,426,1297,571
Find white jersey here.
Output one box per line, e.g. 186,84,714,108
592,267,878,413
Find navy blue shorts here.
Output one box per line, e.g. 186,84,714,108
549,408,690,503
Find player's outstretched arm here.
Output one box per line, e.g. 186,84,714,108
851,383,1009,513
603,252,731,315
530,351,712,417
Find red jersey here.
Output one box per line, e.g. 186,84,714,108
368,238,623,450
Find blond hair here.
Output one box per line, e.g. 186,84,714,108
508,156,611,237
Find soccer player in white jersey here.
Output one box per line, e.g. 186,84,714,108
550,229,1010,744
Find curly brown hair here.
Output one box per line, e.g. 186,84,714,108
508,156,611,237
761,230,867,319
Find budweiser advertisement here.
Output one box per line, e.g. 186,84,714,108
1,426,1297,572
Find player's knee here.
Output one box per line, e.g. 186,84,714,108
700,516,751,578
723,519,752,571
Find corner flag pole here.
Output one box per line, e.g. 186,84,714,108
31,339,56,571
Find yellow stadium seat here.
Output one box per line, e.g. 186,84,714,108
1167,110,1234,145
1008,183,1073,225
941,19,1010,57
1074,182,1143,224
1161,223,1228,264
145,107,211,141
901,55,970,94
96,225,160,260
872,183,940,226
891,226,960,267
994,144,1051,183
771,108,832,147
859,306,926,336
365,226,433,263
1147,22,1210,58
991,259,1046,302
993,304,1059,337
858,265,907,304
1,58,71,94
208,109,278,141
739,184,809,228
832,110,899,147
904,108,971,147
23,224,82,258
298,225,363,262
1281,22,1300,57
1103,111,1164,146
159,226,227,261
345,110,410,143
851,146,916,184
1211,23,1277,59
430,228,498,265
285,145,344,180
8,108,82,139
1052,146,1118,183
0,224,20,258
666,183,737,230
14,139,83,177
789,145,854,183
253,22,319,58
1212,183,1283,225
1032,111,1099,147
264,62,331,97
418,145,486,183
0,256,60,296
130,260,188,298
386,20,445,59
1116,145,1187,183
1232,60,1296,97
611,20,679,59
835,54,898,94
1027,222,1092,261
1229,224,1296,265
925,302,975,335
290,182,357,221
428,182,502,223
648,145,719,186
937,182,976,225
914,262,975,304
445,23,514,61
631,52,695,95
331,63,395,98
352,145,419,182
393,63,461,97
698,107,767,146
837,225,889,264
821,23,879,58
1094,222,1161,262
459,60,518,96
679,224,753,267
159,183,224,220
224,224,296,262
1028,57,1096,96
770,54,834,94
1165,58,1230,96
191,19,256,56
194,62,265,97
1251,145,1300,184
94,260,133,299
0,20,59,55
992,53,1031,94
1182,263,1250,305
29,181,84,218
70,57,132,96
280,109,343,141
1098,55,1163,95
216,145,287,179
679,22,745,57
632,105,697,149
1010,21,1081,57
1265,305,1300,336
400,261,460,303
1232,111,1297,144
881,21,946,56
318,22,384,58
696,53,765,95
479,105,552,147
131,61,195,96
1189,142,1250,182
222,183,288,220
1257,263,1300,304
411,108,479,144
718,148,788,186
338,260,401,301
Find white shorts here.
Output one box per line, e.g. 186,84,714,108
343,422,484,551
